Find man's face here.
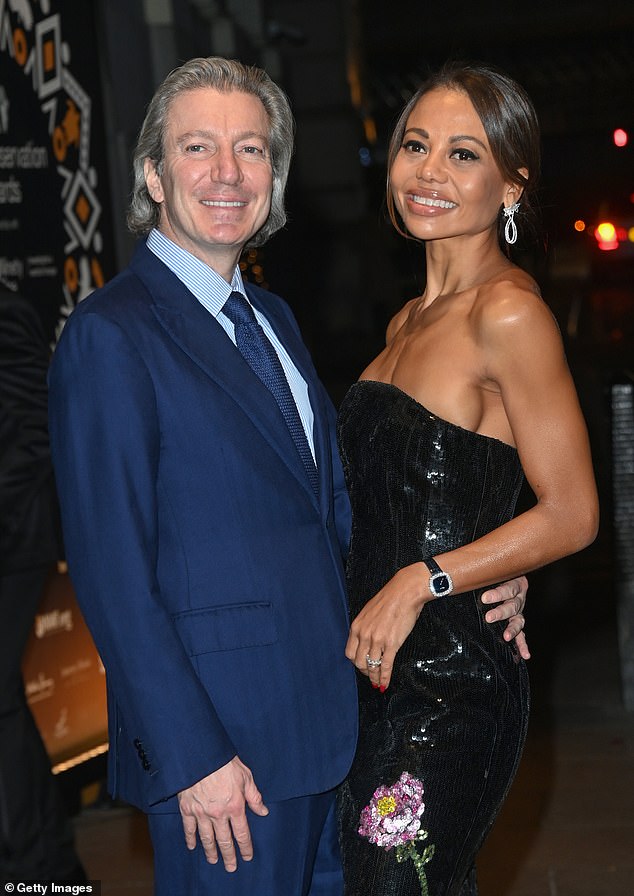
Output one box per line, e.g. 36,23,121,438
145,87,273,280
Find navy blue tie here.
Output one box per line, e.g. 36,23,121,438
222,291,319,495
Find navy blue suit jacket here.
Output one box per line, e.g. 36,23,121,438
48,242,358,813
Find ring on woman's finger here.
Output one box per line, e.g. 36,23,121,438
366,654,382,668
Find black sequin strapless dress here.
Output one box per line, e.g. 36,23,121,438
337,381,530,896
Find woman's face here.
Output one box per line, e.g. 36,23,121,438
390,87,517,243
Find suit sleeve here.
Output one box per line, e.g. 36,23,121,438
48,310,236,805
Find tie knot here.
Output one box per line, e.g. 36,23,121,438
222,291,257,328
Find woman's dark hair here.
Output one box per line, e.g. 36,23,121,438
386,61,541,249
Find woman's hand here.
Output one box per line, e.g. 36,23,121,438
345,562,430,691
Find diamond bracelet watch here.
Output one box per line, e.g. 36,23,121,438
422,557,454,598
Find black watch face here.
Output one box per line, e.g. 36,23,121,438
431,573,451,595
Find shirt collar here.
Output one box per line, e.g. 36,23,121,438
146,229,246,318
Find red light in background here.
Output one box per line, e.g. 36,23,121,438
595,221,619,251
613,128,628,147
574,219,586,232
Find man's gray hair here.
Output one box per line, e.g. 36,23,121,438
127,56,295,247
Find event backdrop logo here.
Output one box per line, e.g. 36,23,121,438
0,0,114,342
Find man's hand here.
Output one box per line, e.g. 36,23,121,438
177,756,269,871
481,575,530,660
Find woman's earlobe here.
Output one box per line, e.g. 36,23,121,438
513,167,529,197
506,182,524,205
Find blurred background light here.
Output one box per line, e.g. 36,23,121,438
613,128,628,147
595,221,619,250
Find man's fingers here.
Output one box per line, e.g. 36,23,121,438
213,827,238,871
186,814,219,864
244,779,269,817
481,585,511,604
176,757,264,870
484,596,521,623
182,814,254,870
509,629,531,661
481,575,528,606
499,612,522,637
180,814,199,851
499,614,531,660
231,817,255,862
199,832,219,865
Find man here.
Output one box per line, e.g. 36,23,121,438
0,284,85,883
48,57,528,895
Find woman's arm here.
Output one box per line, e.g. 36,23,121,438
346,285,598,689
440,283,599,587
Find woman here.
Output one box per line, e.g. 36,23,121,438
337,63,598,896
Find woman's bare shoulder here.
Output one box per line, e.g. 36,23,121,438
386,297,418,343
474,267,554,336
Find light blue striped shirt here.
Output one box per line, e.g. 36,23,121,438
146,230,316,459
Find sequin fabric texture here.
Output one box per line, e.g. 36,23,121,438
337,380,530,896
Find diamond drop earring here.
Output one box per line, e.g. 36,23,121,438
503,202,520,245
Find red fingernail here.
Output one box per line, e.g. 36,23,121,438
371,683,379,689
379,685,387,693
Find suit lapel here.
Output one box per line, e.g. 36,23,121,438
131,246,320,506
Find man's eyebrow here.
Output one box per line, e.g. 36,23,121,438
176,129,269,144
176,130,213,144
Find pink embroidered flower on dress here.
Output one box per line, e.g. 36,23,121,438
358,772,435,896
